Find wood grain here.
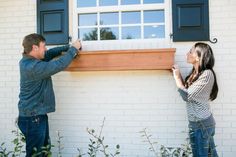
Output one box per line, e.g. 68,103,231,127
65,48,176,71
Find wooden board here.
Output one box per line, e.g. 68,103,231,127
65,48,175,71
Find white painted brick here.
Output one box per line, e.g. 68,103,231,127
223,116,236,122
213,109,231,116
232,123,236,128
216,122,231,128
0,0,236,156
223,104,236,109
216,146,231,152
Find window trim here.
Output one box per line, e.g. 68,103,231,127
72,0,171,44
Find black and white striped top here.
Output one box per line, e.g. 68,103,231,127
178,70,214,122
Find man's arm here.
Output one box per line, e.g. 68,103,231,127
44,45,70,61
32,40,81,80
32,46,78,80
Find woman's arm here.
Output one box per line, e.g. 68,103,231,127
172,65,185,89
172,65,188,101
174,69,214,102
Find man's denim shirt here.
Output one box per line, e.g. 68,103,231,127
18,45,78,117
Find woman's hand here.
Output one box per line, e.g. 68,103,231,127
172,64,185,89
172,65,181,80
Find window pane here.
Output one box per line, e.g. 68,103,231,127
122,26,141,39
121,0,140,5
100,0,118,6
79,28,98,41
144,25,165,38
77,0,96,7
143,0,164,4
79,14,97,26
100,12,119,25
144,10,164,23
122,12,141,24
100,27,119,40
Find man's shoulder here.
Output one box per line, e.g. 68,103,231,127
20,56,41,71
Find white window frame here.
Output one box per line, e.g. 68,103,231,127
71,0,171,49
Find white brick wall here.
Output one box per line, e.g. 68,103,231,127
0,0,236,157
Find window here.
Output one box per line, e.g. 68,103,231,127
75,0,166,41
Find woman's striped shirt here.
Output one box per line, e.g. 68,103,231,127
178,70,214,122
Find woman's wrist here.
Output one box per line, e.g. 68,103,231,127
175,77,185,89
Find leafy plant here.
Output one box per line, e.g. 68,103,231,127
140,128,192,157
56,131,64,157
11,130,25,157
0,142,12,157
0,129,54,157
32,144,53,157
77,118,120,157
1,121,193,157
140,128,159,157
0,129,25,157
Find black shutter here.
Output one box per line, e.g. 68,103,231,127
172,0,209,42
37,0,69,45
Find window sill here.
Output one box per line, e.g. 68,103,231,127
65,48,175,71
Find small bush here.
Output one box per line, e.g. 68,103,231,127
77,118,120,157
1,120,192,157
0,130,25,157
140,128,192,157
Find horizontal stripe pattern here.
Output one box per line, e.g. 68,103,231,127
178,70,214,121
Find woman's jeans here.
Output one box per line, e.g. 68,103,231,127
17,114,50,157
189,114,218,157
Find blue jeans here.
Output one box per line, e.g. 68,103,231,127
189,115,218,157
18,115,50,157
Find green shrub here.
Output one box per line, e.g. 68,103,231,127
1,120,192,157
140,128,192,157
77,118,120,157
0,130,25,157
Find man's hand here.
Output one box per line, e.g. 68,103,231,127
72,40,82,51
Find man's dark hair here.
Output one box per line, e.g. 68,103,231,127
22,33,46,54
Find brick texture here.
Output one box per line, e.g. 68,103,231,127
0,0,236,156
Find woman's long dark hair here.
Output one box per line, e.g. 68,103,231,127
185,42,218,101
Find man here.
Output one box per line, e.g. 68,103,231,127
17,33,81,157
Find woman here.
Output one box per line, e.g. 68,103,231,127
172,42,218,157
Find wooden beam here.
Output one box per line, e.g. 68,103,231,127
65,48,175,71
